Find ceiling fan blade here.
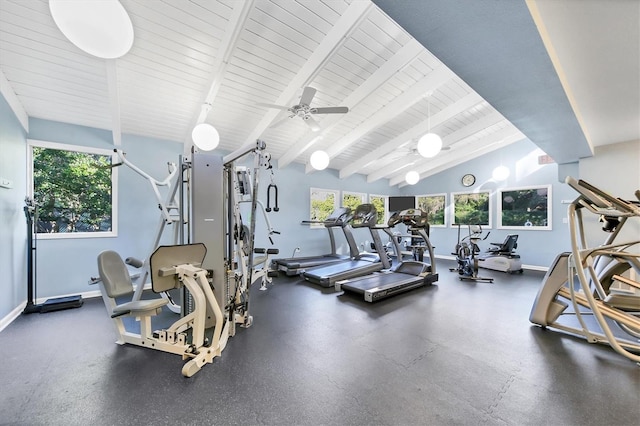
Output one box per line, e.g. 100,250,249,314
311,106,349,114
269,117,291,129
299,86,317,106
303,115,321,132
257,102,290,111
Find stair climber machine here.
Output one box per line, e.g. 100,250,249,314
271,207,359,275
478,234,523,274
335,208,439,302
94,140,276,377
303,204,391,288
529,177,640,363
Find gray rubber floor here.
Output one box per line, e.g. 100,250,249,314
1,260,638,425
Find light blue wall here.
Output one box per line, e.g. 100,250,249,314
399,139,577,267
0,94,28,320
27,118,183,300
3,90,624,322
253,160,402,261
0,107,403,321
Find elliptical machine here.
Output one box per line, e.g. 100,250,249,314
450,224,494,283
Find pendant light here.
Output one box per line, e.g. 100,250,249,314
405,170,420,185
191,123,220,151
492,165,510,181
417,95,442,158
49,0,134,59
310,150,330,170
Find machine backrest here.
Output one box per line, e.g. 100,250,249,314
97,250,134,298
150,243,207,293
501,234,518,252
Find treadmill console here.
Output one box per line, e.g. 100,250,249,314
388,208,429,229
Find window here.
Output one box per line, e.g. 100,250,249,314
309,188,339,229
451,191,491,227
416,193,447,227
342,191,366,212
368,194,388,226
28,140,118,238
498,185,552,230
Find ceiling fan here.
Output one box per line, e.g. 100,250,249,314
258,86,348,132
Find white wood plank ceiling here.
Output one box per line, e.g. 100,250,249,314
0,0,526,187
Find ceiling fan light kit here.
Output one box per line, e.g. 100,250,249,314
49,0,134,59
417,133,443,158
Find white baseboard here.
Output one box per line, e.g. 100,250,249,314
434,254,548,272
0,303,25,333
0,283,152,334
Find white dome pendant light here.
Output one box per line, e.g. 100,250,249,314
417,95,442,158
492,165,510,181
405,170,420,185
49,0,134,59
191,123,220,151
310,150,330,170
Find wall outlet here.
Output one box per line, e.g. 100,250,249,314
0,177,13,189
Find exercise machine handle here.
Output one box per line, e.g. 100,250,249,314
266,183,279,212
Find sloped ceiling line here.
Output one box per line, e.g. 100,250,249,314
340,91,484,179
390,127,524,186
183,0,256,148
106,60,122,146
238,0,373,154
276,37,424,168
304,64,450,174
0,67,28,131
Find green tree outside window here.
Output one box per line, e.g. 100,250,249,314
30,143,115,235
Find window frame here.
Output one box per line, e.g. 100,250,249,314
415,193,447,228
497,185,552,230
27,139,118,239
309,187,339,229
450,190,492,228
368,193,389,226
341,191,367,211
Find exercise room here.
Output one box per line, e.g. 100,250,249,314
1,0,638,424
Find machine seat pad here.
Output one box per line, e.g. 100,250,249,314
603,294,640,311
113,298,168,316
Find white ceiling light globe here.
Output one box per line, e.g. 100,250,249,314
310,150,330,170
191,123,220,151
405,170,420,185
492,165,510,181
417,133,443,158
49,0,134,59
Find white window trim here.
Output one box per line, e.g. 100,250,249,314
497,184,552,230
368,193,389,225
450,190,492,229
27,139,118,239
416,192,447,228
341,190,367,207
309,187,339,229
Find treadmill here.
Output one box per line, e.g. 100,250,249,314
303,204,391,288
272,207,359,276
335,208,439,302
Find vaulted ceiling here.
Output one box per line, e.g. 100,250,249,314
1,0,637,187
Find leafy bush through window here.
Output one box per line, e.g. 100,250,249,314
28,140,117,238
